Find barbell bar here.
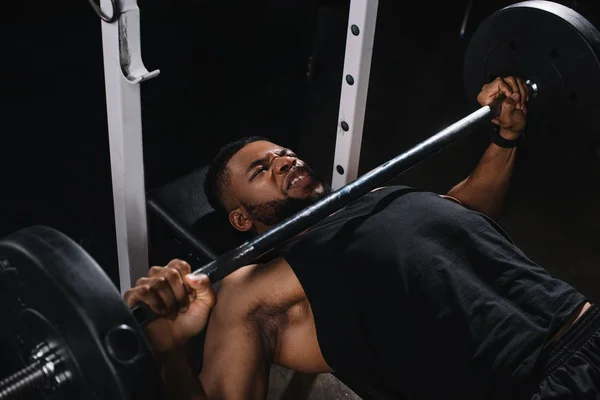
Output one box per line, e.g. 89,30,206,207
0,84,534,400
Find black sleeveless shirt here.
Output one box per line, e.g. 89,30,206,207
279,186,587,399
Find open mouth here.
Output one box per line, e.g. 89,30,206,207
285,168,310,190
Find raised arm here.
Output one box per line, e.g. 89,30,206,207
446,76,528,219
124,260,273,400
199,272,271,399
124,259,216,400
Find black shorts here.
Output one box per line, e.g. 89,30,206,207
531,304,600,399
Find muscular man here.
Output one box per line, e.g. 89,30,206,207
125,77,599,399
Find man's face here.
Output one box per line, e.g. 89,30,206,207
226,140,330,232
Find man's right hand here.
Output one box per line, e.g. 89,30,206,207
124,259,216,353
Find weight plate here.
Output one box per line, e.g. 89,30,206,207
0,226,164,399
464,0,600,163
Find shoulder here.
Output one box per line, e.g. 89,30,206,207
439,194,465,206
216,257,302,315
219,257,293,290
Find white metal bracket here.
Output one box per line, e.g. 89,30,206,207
98,0,160,293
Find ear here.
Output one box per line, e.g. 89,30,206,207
228,208,254,232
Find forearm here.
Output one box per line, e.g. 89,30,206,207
157,347,207,400
446,133,517,219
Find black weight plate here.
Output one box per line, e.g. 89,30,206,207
0,226,164,400
464,1,600,163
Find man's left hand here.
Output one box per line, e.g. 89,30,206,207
477,76,528,139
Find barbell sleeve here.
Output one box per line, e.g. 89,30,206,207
132,80,537,327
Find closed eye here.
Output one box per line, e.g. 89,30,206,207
251,166,267,180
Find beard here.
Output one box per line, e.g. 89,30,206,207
243,183,332,226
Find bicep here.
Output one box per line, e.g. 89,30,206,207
199,295,270,400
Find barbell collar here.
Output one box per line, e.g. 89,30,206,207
0,343,68,400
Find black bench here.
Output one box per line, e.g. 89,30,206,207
146,165,250,269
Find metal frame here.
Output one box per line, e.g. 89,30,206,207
97,0,377,290
331,0,379,190
99,0,159,294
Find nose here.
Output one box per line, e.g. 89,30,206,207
273,155,296,175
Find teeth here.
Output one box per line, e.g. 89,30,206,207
289,175,305,187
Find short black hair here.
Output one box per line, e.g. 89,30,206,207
204,136,271,215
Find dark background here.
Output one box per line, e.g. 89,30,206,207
1,0,599,313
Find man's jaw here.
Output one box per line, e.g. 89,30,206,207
243,182,332,229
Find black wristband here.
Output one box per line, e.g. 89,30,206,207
489,125,523,148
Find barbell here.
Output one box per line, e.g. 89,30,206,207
0,1,599,399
